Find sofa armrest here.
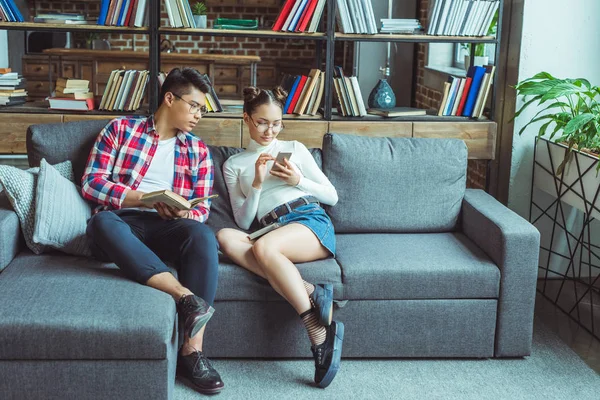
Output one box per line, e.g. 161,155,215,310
461,189,540,357
0,193,23,271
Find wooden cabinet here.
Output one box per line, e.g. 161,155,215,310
22,55,58,100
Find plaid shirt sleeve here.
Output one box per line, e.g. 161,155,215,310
81,120,130,209
187,145,214,223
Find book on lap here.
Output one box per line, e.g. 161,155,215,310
140,190,218,210
247,222,283,241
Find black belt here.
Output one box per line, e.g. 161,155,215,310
259,196,320,226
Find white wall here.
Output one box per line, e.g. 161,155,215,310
510,0,600,277
0,31,8,68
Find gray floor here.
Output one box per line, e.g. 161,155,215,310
175,310,600,399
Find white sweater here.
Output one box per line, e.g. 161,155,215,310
223,139,338,230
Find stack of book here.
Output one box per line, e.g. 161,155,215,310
280,69,325,116
0,0,24,22
0,69,27,107
97,0,148,27
54,78,93,99
380,19,422,34
164,0,197,28
272,0,327,33
99,70,149,111
332,66,367,117
438,64,495,119
427,0,499,36
335,0,378,34
33,13,92,24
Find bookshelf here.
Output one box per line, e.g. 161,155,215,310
0,0,502,158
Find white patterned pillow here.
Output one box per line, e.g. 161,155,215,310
0,161,73,254
34,159,93,257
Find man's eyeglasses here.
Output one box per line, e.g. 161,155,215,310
172,93,208,115
249,116,284,134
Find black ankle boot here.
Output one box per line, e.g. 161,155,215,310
311,320,345,388
310,283,333,326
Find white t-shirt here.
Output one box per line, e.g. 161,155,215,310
223,138,338,230
127,136,177,211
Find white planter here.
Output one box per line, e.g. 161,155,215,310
533,138,600,221
464,55,489,70
193,15,207,29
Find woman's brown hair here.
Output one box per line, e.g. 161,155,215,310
243,86,288,115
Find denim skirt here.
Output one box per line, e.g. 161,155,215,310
274,203,336,256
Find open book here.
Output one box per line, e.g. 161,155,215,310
247,222,283,241
140,190,218,210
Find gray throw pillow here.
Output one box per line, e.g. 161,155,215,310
33,159,93,257
0,161,73,254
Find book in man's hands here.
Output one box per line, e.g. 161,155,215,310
140,190,218,210
247,222,283,241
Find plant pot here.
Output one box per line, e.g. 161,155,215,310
193,15,207,29
464,55,489,70
533,137,600,220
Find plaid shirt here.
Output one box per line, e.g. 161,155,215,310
81,116,214,223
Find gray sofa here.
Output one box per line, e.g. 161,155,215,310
0,120,540,399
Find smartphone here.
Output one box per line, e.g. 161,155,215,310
272,151,292,172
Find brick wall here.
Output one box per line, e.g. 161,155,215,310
415,0,487,190
27,1,352,81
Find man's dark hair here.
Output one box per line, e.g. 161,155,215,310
159,67,211,105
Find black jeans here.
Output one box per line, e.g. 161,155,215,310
86,209,219,305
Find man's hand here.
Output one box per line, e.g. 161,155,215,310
154,202,190,220
123,189,147,208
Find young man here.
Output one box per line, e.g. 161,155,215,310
82,68,224,394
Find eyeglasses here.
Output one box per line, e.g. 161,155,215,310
249,116,284,134
172,93,208,115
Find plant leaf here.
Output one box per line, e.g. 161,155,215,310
563,113,596,134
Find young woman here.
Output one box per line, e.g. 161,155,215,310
217,86,344,388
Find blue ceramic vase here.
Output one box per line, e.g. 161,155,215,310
367,78,396,109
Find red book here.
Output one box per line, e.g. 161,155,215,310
297,0,319,32
455,77,472,116
125,0,137,27
273,0,296,31
287,75,307,113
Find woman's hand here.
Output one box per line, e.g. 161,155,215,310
154,202,190,220
270,157,301,186
252,153,275,189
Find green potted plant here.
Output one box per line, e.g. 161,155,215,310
191,1,208,29
513,71,600,220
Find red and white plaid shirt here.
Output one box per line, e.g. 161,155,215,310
81,116,214,222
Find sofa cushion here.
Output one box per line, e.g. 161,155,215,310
0,161,74,254
27,119,111,185
0,253,176,360
33,159,93,257
334,233,500,300
322,133,467,233
215,255,343,301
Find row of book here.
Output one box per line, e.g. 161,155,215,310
335,0,378,34
34,13,94,24
0,69,26,107
100,70,150,111
273,0,326,33
427,0,499,36
98,0,148,27
0,0,24,22
47,78,94,111
164,0,196,28
157,71,224,113
332,67,367,117
380,19,422,34
280,69,325,116
438,64,495,119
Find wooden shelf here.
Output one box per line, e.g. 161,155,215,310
158,28,326,40
335,33,497,44
0,22,149,34
0,102,149,116
330,112,490,122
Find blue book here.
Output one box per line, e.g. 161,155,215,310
117,0,130,26
97,0,110,25
1,0,17,22
7,0,24,22
462,66,486,117
287,0,309,32
283,76,301,113
443,76,459,116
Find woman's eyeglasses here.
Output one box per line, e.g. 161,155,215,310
172,93,208,115
249,116,284,133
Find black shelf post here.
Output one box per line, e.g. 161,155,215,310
148,0,160,114
324,0,337,120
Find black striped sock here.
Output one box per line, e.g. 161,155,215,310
300,309,326,346
303,280,315,308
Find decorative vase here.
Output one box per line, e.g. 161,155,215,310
367,78,396,109
194,15,207,29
